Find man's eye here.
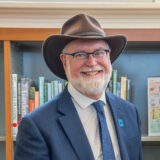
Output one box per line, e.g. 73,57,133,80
94,51,105,56
75,53,86,58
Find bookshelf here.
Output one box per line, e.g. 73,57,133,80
1,28,160,160
10,41,60,83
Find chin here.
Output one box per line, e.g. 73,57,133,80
75,76,107,96
67,70,112,97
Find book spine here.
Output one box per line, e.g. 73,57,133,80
51,80,54,98
116,82,121,97
34,91,39,108
29,86,35,112
126,79,131,102
58,80,63,93
112,69,117,95
21,77,30,118
39,76,45,106
120,76,127,100
29,99,35,112
17,81,21,125
47,82,52,101
11,74,18,136
54,80,59,96
44,82,48,103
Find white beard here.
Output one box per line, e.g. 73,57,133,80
65,57,112,96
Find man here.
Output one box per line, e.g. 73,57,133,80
14,14,142,160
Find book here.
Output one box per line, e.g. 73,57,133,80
17,81,21,124
120,76,127,100
126,79,131,102
51,80,55,98
44,82,48,103
112,69,117,95
39,76,45,106
47,82,52,101
35,91,39,108
29,86,35,112
29,99,35,112
116,82,121,97
11,74,20,136
53,80,59,96
148,77,160,136
58,80,63,93
21,77,30,119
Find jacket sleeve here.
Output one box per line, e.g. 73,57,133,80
14,116,49,160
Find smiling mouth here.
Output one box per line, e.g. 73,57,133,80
81,70,103,76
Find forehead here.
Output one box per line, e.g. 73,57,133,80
64,39,109,52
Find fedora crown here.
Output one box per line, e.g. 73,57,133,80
61,14,106,37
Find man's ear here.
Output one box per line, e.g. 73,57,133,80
60,53,67,70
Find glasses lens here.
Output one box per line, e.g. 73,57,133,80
94,50,106,58
74,52,87,59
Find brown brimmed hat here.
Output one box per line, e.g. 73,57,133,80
43,13,127,80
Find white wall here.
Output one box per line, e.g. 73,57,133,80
0,0,154,2
0,2,160,28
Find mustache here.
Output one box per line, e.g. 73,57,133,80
79,66,105,72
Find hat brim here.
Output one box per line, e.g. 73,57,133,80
43,34,127,80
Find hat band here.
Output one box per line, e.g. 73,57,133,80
72,32,106,37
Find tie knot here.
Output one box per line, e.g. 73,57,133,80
92,100,104,113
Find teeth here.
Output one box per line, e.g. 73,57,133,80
85,71,98,75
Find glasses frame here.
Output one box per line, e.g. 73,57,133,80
63,49,111,59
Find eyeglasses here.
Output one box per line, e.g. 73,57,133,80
63,49,110,60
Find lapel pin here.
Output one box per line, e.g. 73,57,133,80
118,119,124,127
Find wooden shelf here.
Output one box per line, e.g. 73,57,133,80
0,136,16,142
141,135,160,146
141,135,160,142
0,136,5,141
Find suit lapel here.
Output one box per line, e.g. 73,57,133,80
105,91,129,160
57,88,94,160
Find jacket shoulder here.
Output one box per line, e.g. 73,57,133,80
106,91,135,109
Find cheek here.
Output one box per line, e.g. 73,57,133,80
69,62,83,78
103,57,112,73
98,60,111,74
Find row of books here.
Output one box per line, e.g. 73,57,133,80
107,69,131,102
11,74,66,135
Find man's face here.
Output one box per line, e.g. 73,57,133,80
60,39,112,99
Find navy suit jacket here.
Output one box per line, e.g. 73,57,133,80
14,87,142,160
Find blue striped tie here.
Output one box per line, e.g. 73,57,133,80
92,100,116,160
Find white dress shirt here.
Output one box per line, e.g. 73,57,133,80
68,83,121,160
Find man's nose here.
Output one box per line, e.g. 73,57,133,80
85,54,97,66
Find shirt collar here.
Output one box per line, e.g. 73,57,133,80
68,82,106,109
